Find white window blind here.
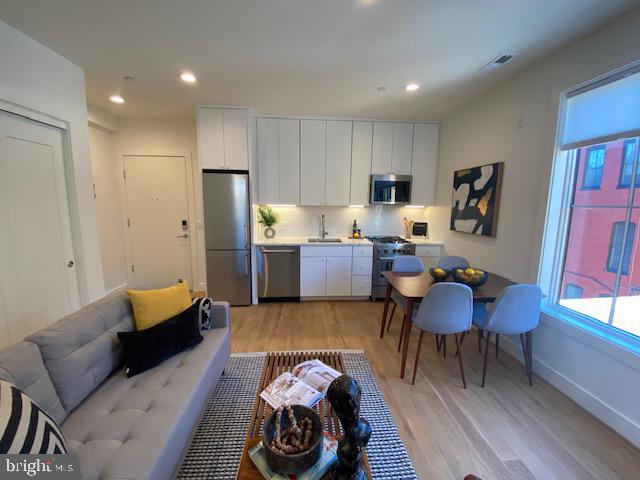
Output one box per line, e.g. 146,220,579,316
561,66,640,150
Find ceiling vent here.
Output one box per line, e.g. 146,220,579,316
480,53,515,71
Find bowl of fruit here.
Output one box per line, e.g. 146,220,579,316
451,267,488,288
429,267,450,282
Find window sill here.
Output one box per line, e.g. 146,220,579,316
541,304,640,369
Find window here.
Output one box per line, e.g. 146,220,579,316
542,63,640,340
564,284,584,299
618,139,639,187
582,145,605,189
606,221,636,274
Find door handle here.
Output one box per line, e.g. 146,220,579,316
262,249,296,254
67,260,74,268
244,223,250,248
244,252,250,275
177,234,189,239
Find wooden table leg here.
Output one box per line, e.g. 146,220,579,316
400,298,414,379
380,283,392,338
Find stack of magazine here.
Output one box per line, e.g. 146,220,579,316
259,359,342,409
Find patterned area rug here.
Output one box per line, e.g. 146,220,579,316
178,351,417,480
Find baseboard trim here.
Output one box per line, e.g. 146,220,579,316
499,335,640,447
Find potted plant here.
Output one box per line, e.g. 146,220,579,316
257,205,279,239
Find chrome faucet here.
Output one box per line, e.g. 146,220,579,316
321,214,328,239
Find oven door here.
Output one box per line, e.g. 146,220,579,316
370,174,412,205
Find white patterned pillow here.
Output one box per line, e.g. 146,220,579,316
0,380,68,454
192,297,213,329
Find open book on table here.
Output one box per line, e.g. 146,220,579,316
259,359,342,409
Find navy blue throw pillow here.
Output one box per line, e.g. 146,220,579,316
117,303,203,377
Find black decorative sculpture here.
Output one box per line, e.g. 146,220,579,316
326,375,372,480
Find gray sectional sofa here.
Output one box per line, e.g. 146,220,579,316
0,291,231,480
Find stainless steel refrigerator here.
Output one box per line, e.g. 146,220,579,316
203,171,251,305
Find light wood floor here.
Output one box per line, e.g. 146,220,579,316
230,300,640,480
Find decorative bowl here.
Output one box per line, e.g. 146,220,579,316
263,405,323,475
429,267,450,282
451,267,489,288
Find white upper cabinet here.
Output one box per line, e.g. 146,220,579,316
197,107,249,170
325,121,352,206
300,120,327,205
197,108,225,169
223,109,249,170
411,123,440,206
257,118,279,204
371,122,394,174
278,119,300,205
391,123,414,175
350,122,372,205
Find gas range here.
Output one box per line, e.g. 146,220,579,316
367,236,416,300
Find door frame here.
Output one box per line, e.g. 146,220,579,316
117,149,199,289
0,101,86,307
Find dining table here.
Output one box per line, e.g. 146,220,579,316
380,271,517,379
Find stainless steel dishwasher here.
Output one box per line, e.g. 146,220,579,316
257,246,300,301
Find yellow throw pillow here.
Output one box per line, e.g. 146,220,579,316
127,282,192,331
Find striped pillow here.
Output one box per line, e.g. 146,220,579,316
192,297,213,329
0,380,67,454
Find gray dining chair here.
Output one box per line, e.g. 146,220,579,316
410,282,473,386
473,284,542,387
383,256,424,340
437,255,470,270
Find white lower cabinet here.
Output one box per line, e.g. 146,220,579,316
300,257,327,296
300,245,372,297
325,257,352,296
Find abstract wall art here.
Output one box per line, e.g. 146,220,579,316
450,162,504,237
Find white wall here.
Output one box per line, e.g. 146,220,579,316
114,115,205,290
431,9,640,445
253,205,429,240
88,106,127,292
0,19,104,304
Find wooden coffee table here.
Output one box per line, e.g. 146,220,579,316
236,351,372,479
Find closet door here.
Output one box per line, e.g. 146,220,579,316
325,120,352,206
0,112,79,346
300,120,326,205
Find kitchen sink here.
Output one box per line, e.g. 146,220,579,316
308,238,342,243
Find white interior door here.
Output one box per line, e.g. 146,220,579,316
0,111,79,346
123,155,192,289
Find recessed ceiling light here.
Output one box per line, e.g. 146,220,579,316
405,83,420,92
377,86,387,92
180,71,197,83
109,94,125,104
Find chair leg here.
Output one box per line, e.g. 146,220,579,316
442,335,447,358
397,314,406,352
526,330,534,386
495,334,500,358
477,329,483,354
386,302,397,332
455,331,467,358
481,332,491,387
434,334,441,352
412,331,425,385
454,333,466,388
519,333,530,380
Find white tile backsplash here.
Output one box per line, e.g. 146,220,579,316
252,205,430,239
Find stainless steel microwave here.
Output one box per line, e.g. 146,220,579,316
370,174,412,205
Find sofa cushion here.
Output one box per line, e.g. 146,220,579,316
0,341,66,424
25,292,134,414
0,379,68,454
126,282,192,331
61,328,231,480
117,303,203,377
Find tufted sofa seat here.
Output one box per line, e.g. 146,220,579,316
0,291,231,480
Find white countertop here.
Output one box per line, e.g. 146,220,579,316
254,236,373,246
253,236,443,246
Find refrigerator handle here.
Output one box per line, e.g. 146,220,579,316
244,223,250,248
244,251,250,275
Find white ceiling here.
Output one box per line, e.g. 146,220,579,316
0,0,636,120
